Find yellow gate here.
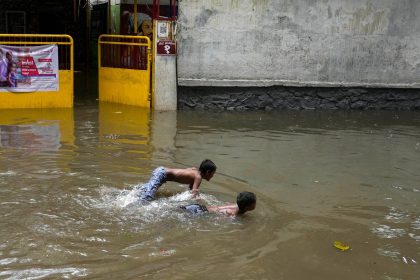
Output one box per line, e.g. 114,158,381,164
98,35,151,107
0,34,73,108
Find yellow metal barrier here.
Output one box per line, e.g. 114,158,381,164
98,35,151,107
0,34,73,108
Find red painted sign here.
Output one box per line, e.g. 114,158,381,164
157,40,176,56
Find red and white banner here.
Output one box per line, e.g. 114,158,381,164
0,45,59,92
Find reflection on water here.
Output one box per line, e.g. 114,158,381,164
0,105,419,279
0,122,61,150
0,108,74,151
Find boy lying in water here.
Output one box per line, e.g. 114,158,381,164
181,191,256,217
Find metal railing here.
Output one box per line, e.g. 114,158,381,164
98,35,151,70
0,34,73,71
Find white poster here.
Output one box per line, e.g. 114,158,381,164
157,21,169,39
0,44,59,92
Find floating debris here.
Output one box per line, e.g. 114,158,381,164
334,241,350,251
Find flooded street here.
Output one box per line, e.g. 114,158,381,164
0,103,419,279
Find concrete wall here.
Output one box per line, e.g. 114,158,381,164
177,0,420,88
153,21,178,111
154,56,178,110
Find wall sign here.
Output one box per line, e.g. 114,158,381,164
157,41,176,56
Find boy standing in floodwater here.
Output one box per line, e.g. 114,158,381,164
136,159,216,201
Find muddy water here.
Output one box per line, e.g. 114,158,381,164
0,103,419,279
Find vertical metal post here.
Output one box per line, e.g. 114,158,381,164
97,36,101,68
134,0,138,34
108,0,111,33
74,0,77,22
153,0,160,19
86,2,91,68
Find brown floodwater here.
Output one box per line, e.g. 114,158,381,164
0,102,419,279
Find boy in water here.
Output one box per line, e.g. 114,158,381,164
136,159,216,201
181,191,257,217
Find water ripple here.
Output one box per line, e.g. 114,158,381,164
0,267,88,279
371,224,406,239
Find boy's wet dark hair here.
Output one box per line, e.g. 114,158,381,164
237,191,256,213
199,159,216,174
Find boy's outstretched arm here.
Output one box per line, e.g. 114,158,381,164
190,176,202,197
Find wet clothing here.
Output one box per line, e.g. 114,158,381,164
181,204,208,214
136,167,167,201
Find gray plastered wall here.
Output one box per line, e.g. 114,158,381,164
177,0,420,88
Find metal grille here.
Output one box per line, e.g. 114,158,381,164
98,35,151,70
0,34,73,70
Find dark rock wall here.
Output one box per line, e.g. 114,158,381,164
178,86,420,110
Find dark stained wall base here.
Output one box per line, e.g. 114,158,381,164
178,86,420,111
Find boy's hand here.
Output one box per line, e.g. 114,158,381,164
191,189,199,198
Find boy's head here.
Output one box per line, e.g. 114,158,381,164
237,191,256,214
199,159,216,181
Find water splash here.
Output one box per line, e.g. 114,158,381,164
0,171,16,176
385,207,410,223
371,224,405,239
0,267,88,279
88,185,231,228
376,244,400,261
411,216,420,230
149,249,177,257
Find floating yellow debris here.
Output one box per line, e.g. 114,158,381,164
334,241,350,251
